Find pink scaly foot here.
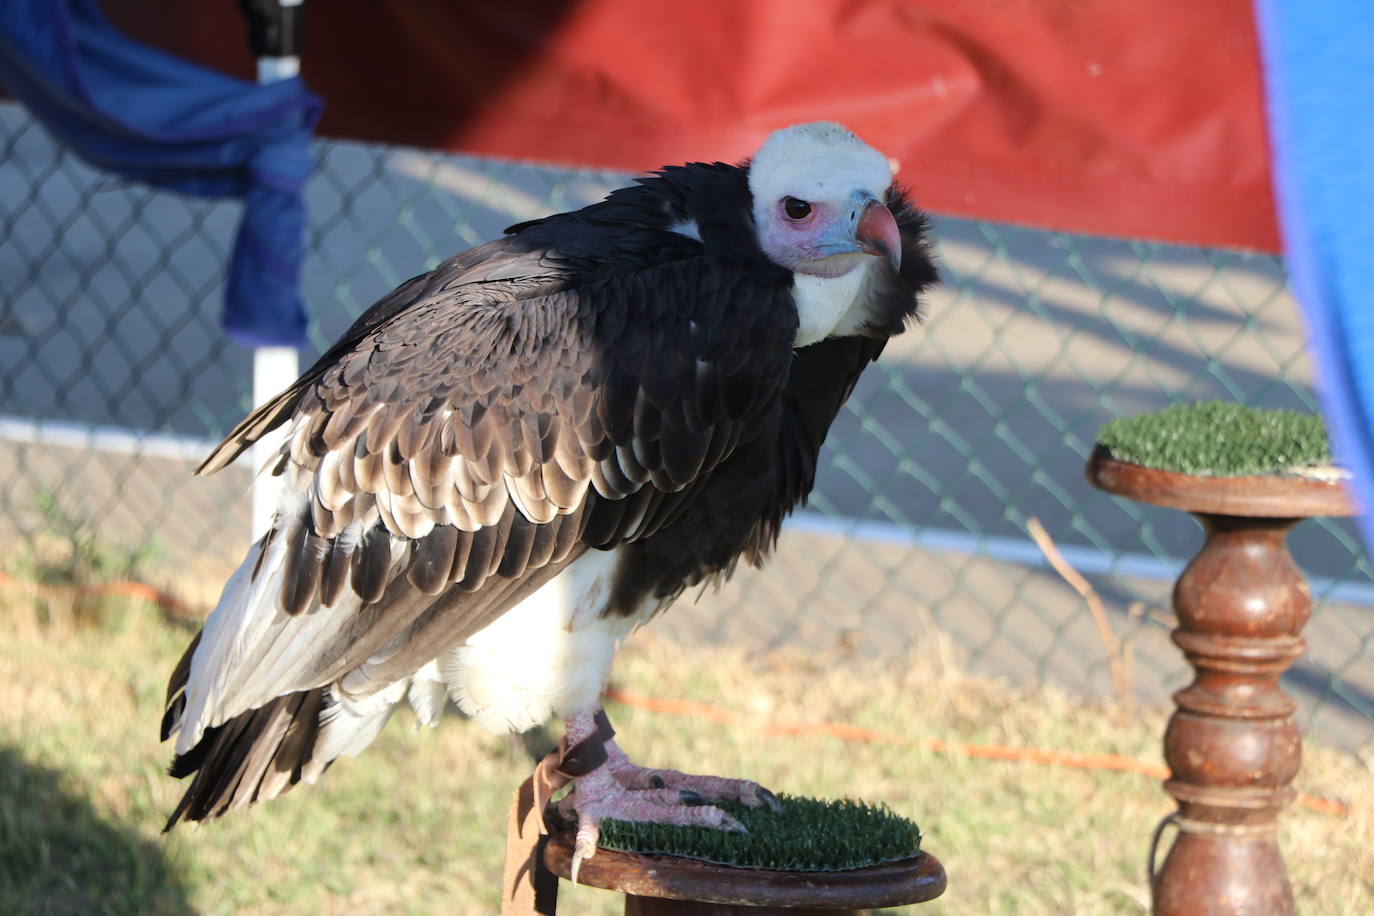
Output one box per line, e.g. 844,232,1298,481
605,738,783,813
556,709,753,883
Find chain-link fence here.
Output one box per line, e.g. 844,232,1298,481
2,101,1371,753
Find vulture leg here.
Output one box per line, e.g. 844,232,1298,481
555,708,761,883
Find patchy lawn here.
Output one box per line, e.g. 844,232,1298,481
1,599,1369,914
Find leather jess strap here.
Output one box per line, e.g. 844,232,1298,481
502,711,616,915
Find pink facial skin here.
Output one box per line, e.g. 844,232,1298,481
760,194,900,278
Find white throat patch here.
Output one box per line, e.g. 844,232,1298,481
792,260,876,347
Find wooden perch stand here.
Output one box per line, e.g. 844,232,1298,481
1086,446,1357,916
542,831,946,914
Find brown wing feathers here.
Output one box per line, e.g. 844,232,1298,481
213,254,793,632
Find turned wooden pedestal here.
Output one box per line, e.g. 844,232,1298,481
542,832,946,914
1086,447,1356,916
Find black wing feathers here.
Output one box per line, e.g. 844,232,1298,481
601,185,938,615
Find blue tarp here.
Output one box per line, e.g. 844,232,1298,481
0,0,321,346
1254,2,1374,548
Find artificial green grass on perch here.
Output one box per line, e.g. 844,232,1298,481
1094,400,1339,479
593,795,921,872
536,794,944,912
1087,400,1356,916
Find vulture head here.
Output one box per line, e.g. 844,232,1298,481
747,121,909,345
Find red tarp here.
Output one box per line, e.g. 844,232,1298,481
104,1,1278,252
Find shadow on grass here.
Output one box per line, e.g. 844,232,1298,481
0,747,193,915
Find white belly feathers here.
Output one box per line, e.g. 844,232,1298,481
441,549,644,733
302,549,646,775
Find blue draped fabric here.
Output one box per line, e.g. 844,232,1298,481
0,0,322,346
1254,2,1374,547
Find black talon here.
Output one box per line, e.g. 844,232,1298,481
678,789,707,806
648,774,666,789
758,787,783,813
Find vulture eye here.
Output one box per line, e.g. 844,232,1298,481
782,197,812,220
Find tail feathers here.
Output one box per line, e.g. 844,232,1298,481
162,629,444,830
162,672,435,829
161,630,200,742
164,687,330,830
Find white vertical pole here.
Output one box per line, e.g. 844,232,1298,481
250,346,298,538
250,0,305,540
255,54,301,85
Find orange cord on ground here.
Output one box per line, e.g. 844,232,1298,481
603,687,1349,817
0,570,196,618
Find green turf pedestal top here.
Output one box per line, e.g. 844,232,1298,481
542,796,943,909
1089,402,1355,518
1095,402,1334,478
595,796,922,873
1087,446,1356,518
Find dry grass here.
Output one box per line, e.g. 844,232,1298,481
0,595,1370,915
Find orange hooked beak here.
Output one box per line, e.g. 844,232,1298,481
855,198,902,272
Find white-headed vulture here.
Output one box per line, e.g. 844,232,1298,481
161,122,938,877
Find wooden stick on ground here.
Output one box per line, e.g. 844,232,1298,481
1026,517,1131,705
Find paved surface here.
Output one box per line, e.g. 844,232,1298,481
2,102,1370,753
